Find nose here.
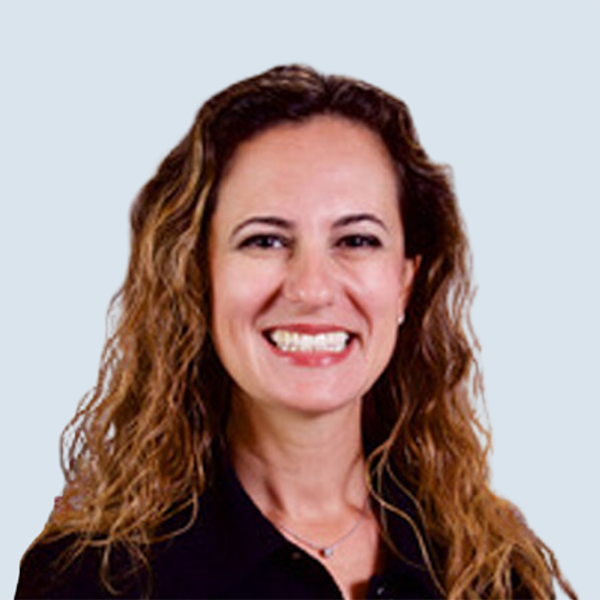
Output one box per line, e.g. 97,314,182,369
282,245,335,307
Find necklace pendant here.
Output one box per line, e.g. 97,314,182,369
321,547,334,559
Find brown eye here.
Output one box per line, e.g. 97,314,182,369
337,235,382,249
238,234,290,250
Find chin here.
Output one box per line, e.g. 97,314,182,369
264,384,366,417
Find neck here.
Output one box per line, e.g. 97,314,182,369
226,393,367,521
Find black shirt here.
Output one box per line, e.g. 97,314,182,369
15,458,442,599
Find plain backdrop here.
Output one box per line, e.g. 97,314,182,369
1,1,598,598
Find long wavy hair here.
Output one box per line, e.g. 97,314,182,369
35,65,575,599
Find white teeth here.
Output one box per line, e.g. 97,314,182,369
269,330,350,353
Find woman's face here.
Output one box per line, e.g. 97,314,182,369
209,115,417,416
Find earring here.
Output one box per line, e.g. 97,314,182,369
398,314,405,326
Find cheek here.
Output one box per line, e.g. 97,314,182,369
358,260,403,316
210,263,253,373
211,259,279,328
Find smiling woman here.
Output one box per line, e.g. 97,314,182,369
15,65,576,600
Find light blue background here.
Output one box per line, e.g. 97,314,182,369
1,1,598,598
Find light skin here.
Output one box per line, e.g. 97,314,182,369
209,115,418,600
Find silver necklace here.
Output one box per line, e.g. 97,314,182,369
276,499,369,559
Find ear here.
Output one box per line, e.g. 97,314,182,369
398,255,421,317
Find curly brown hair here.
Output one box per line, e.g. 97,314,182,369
35,64,575,599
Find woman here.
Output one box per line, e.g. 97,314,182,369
16,64,575,599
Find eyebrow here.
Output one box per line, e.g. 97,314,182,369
333,213,389,232
231,212,389,239
231,216,293,239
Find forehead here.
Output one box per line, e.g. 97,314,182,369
214,115,400,224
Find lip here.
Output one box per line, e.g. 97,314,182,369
262,324,356,367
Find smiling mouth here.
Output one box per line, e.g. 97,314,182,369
265,329,352,354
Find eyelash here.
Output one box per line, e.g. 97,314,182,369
238,234,382,250
336,234,382,249
238,234,290,250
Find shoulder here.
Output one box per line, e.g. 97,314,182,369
14,496,218,599
16,535,96,599
15,535,145,599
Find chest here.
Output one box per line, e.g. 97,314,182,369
152,544,438,600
